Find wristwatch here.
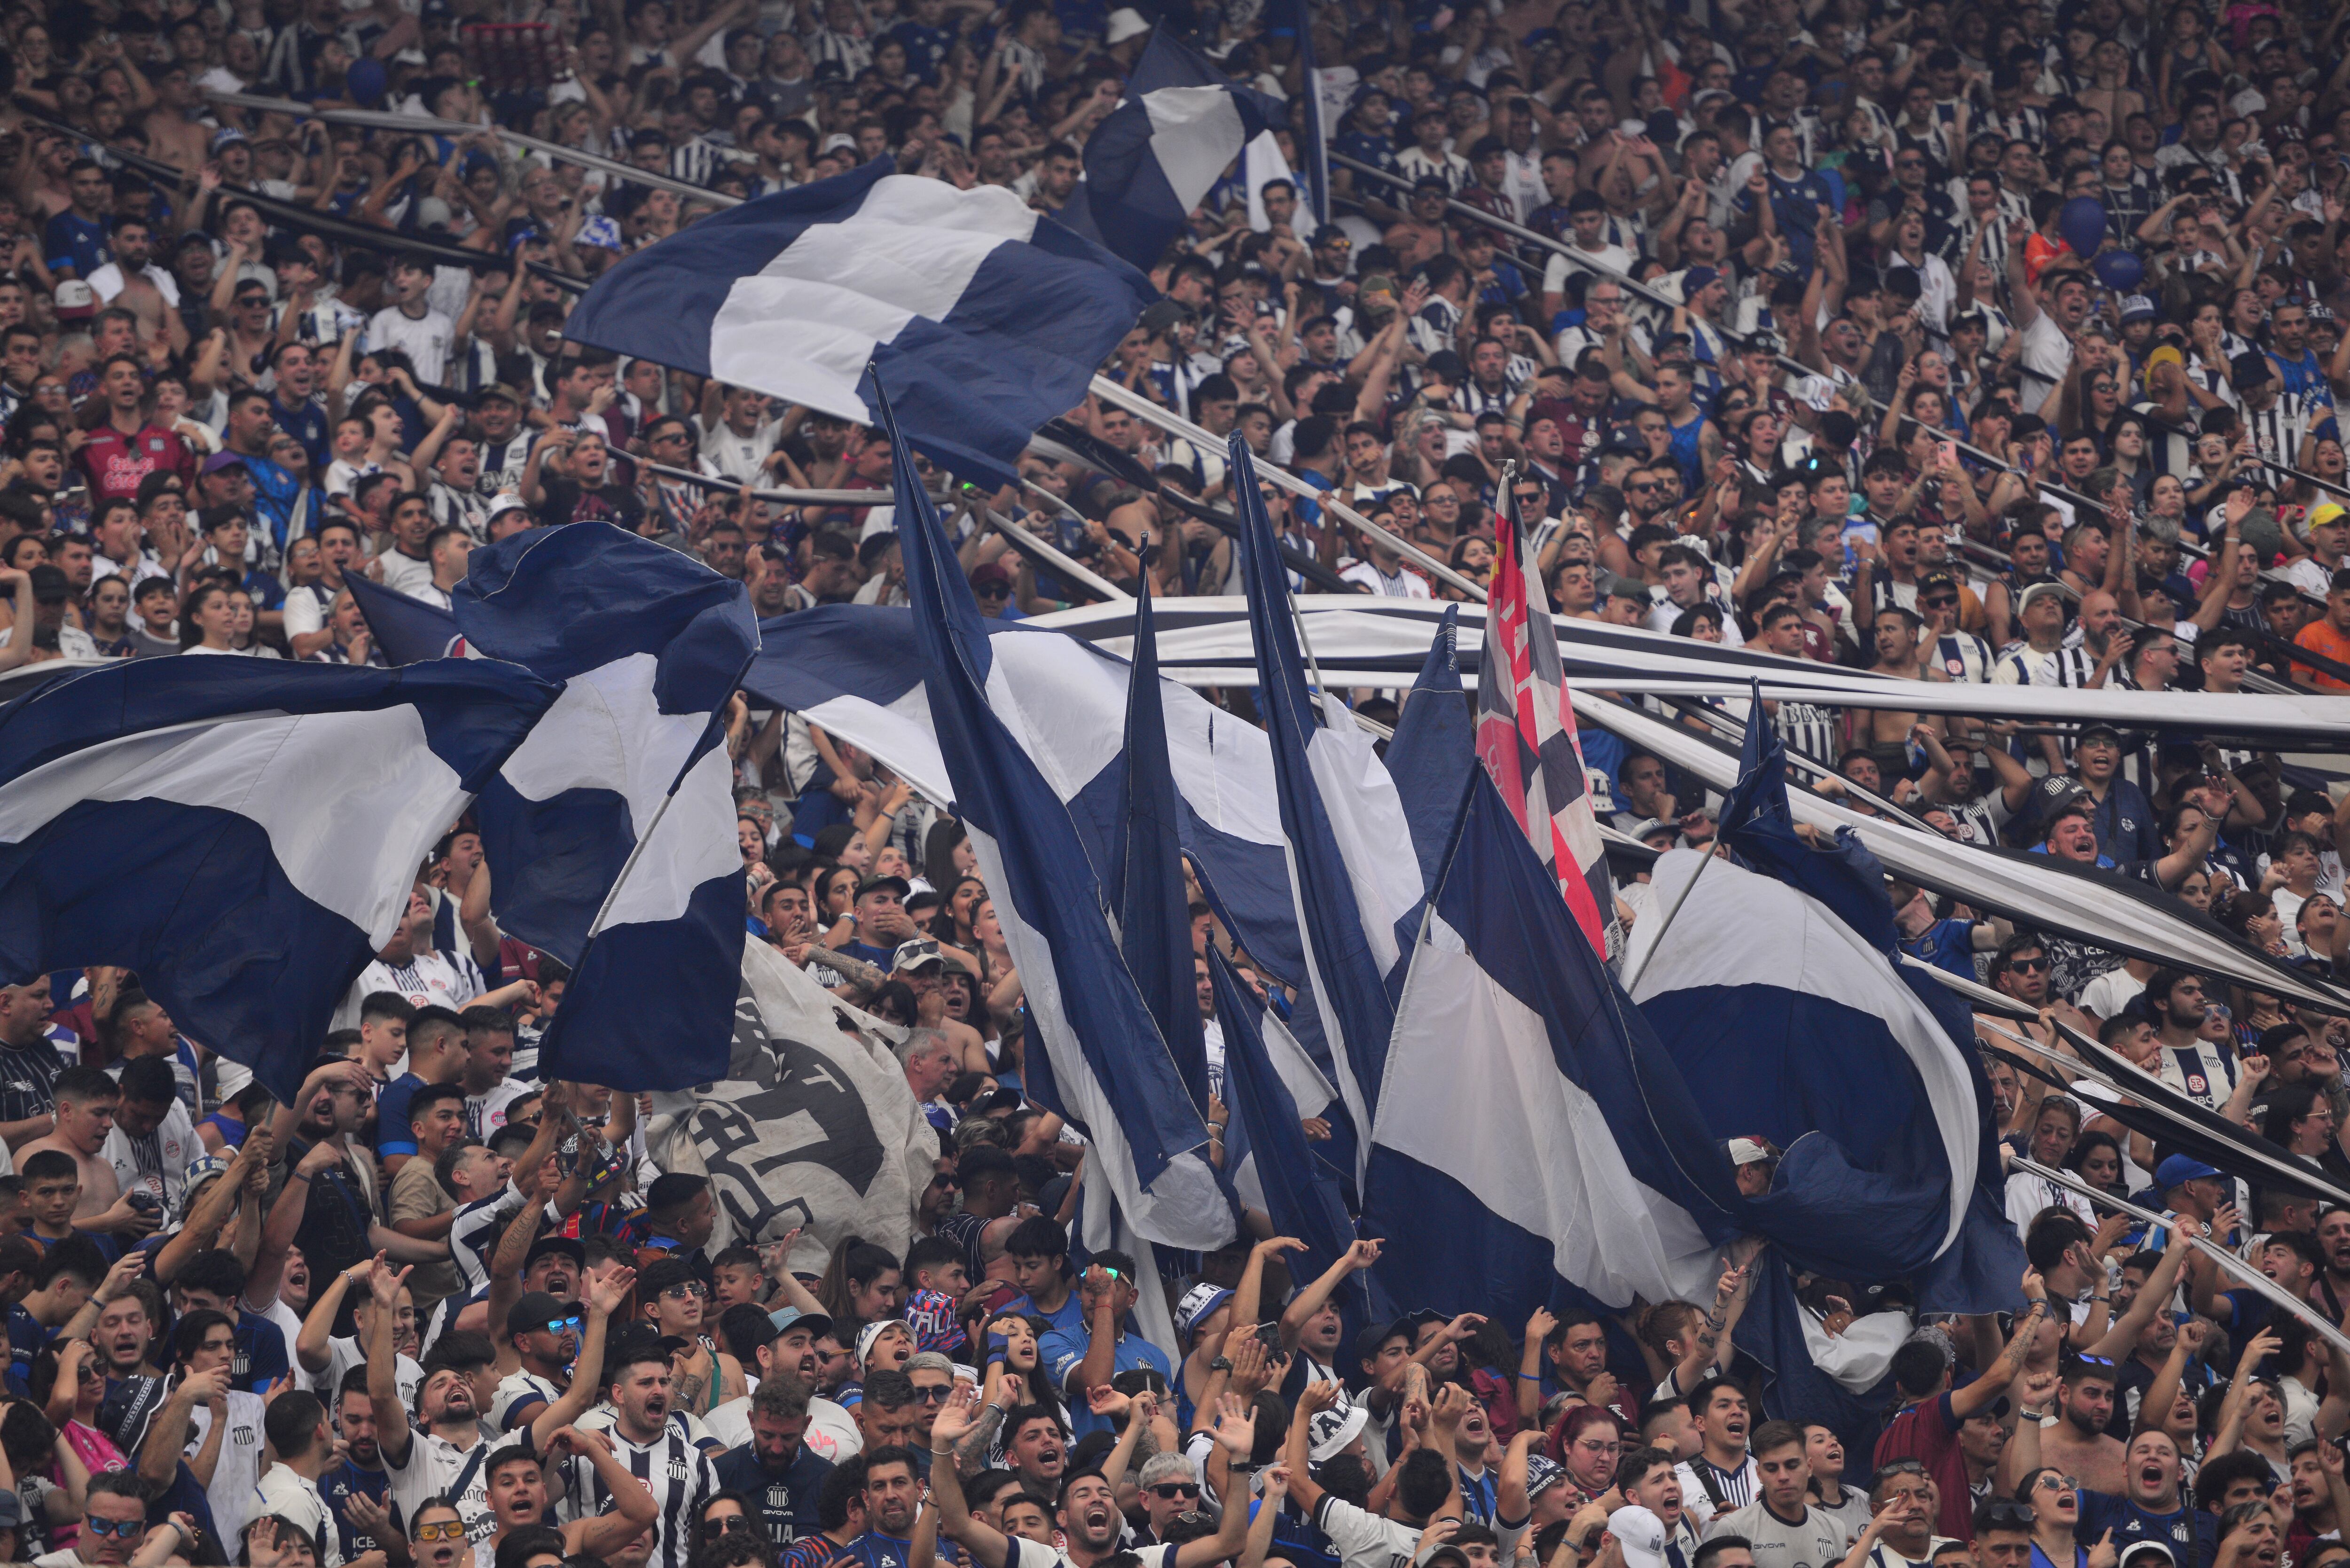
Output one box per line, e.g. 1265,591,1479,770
1209,1356,1234,1372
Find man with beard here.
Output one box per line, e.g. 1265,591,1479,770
2314,1208,2350,1321
313,1366,401,1562
2035,1357,2124,1496
2141,970,2235,1114
365,1254,607,1553
707,1307,860,1460
556,1334,721,1568
926,1382,1253,1568
714,1372,834,1549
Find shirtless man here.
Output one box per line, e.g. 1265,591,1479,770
1860,605,1935,767
18,1066,157,1240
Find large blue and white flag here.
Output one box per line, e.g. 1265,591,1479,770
1381,606,1472,906
1622,704,2020,1302
876,374,1231,1252
739,606,1420,1126
1058,30,1288,271
1231,435,1410,1174
1363,768,1743,1315
563,159,1155,485
452,524,760,1090
0,659,559,1098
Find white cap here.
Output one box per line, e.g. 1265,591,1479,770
1105,7,1150,42
1307,1401,1369,1463
1608,1506,1668,1568
1726,1137,1775,1167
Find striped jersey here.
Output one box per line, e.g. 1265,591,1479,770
556,1420,720,1568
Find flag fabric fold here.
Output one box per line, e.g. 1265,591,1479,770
877,370,1231,1251
564,158,1157,485
0,658,560,1097
1230,434,1411,1174
453,524,760,1090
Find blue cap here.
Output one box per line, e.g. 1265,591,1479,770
2154,1154,2224,1190
769,1304,836,1341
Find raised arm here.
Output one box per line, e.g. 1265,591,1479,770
1278,1239,1379,1351
926,1384,1016,1568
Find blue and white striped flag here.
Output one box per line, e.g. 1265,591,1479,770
0,659,559,1097
564,159,1156,484
1364,767,1743,1315
1058,30,1289,271
877,374,1231,1252
453,524,760,1091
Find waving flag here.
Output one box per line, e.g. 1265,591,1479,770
1383,605,1473,903
1231,435,1415,1176
1057,31,1289,271
1475,491,1616,959
1267,0,1329,224
454,525,760,1090
0,659,559,1098
878,371,1230,1251
563,159,1156,485
1364,767,1741,1315
1112,572,1212,1114
1622,706,2020,1302
1214,950,1355,1283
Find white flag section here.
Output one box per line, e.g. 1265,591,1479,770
1246,130,1317,237
1379,916,1723,1308
681,939,938,1266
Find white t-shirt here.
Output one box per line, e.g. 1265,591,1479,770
1339,560,1433,598
2018,312,2074,402
377,546,436,601
366,305,457,385
103,1100,197,1212
2078,967,2148,1022
255,1462,345,1566
705,1393,862,1460
1706,1499,1850,1568
335,950,482,1030
187,1389,268,1542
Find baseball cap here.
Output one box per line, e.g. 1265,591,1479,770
1105,7,1151,42
1627,817,1678,848
2016,578,2069,612
575,215,624,252
858,874,912,900
2119,1546,2176,1568
1680,265,1719,297
201,452,251,476
770,1303,836,1340
2155,1154,2223,1190
2231,351,2275,388
209,126,250,153
891,937,944,973
971,562,1014,589
2078,722,2123,747
1917,568,1961,596
488,492,532,520
1138,298,1193,335
2309,503,2349,537
52,280,95,321
1726,1136,1776,1166
476,383,524,406
1308,1400,1370,1462
2029,774,2090,831
2119,295,2157,323
1608,1506,1669,1568
524,1234,585,1271
506,1290,577,1338
1175,1283,1234,1342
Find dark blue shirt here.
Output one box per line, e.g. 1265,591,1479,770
271,397,332,469
44,210,109,278
6,1302,50,1395
1901,918,1982,981
2076,1490,2217,1568
714,1442,834,1550
376,1072,427,1158
321,1459,390,1560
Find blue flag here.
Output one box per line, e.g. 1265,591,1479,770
1230,434,1400,1173
1058,31,1288,271
875,368,1231,1251
454,524,760,1090
564,158,1156,485
0,658,559,1098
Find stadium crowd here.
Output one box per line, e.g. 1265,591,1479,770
17,0,2350,1568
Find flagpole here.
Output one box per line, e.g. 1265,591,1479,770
1619,845,1714,992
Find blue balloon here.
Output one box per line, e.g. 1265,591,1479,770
2059,195,2108,256
2093,249,2145,293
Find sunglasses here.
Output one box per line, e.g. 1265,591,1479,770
1981,1503,2038,1529
1152,1483,1202,1500
2009,956,2050,973
912,1384,953,1404
83,1517,143,1539
541,1316,584,1335
713,1515,754,1535
414,1522,468,1543
1629,480,1660,491
661,1281,709,1299
977,584,1011,600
